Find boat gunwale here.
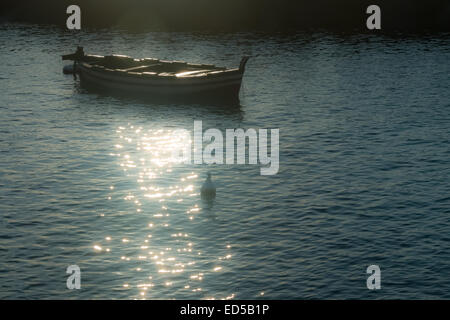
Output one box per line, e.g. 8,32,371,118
78,62,243,87
80,61,242,81
81,53,233,75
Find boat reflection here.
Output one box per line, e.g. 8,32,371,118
72,80,245,119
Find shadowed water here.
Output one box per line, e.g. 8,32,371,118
0,24,449,299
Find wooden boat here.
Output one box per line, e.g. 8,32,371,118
62,47,249,100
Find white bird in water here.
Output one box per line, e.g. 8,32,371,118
201,172,216,199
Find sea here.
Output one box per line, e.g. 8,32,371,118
0,23,449,299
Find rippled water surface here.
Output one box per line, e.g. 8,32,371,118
0,24,449,299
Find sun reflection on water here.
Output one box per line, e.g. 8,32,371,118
93,124,236,299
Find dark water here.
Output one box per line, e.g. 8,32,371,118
0,23,449,299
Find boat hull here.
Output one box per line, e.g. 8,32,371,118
62,47,249,102
78,63,244,98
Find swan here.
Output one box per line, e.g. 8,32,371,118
201,172,216,199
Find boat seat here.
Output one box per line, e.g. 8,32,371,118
158,72,176,77
175,70,210,77
118,64,161,72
